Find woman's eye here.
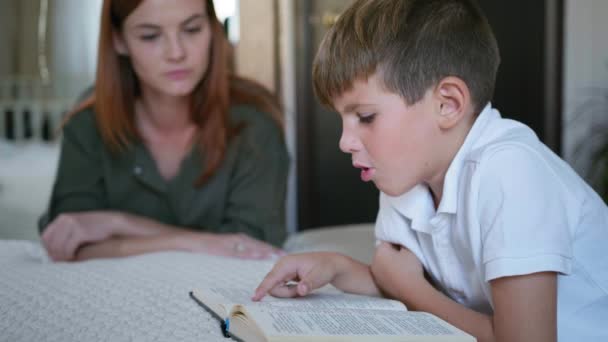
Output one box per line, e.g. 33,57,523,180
185,26,202,34
357,113,376,124
140,34,159,41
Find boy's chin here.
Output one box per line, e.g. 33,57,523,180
375,182,398,196
377,183,411,197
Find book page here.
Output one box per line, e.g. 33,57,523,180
202,286,407,312
190,258,276,317
246,307,471,339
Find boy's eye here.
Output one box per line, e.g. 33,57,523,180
357,113,376,124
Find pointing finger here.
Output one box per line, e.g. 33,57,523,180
252,260,297,301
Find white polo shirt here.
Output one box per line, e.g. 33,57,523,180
375,104,608,341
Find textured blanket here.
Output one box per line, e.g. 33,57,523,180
0,240,274,342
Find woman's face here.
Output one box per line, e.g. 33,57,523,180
114,0,212,98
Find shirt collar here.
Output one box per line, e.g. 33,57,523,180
133,144,168,193
383,184,436,234
132,142,201,193
436,103,497,214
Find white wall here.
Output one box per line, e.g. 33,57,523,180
213,0,237,23
563,0,608,180
236,0,277,92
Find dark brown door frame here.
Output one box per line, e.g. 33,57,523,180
295,0,315,230
543,0,564,153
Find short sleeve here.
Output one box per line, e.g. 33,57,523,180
38,110,107,233
478,144,573,281
217,109,289,247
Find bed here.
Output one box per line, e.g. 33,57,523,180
0,240,268,342
0,224,375,341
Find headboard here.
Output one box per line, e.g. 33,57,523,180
0,78,73,142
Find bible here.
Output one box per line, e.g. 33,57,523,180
189,286,475,342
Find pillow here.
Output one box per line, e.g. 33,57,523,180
283,223,376,264
0,139,60,240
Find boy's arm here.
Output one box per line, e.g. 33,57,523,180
372,243,557,342
490,272,557,342
252,252,381,301
331,253,381,295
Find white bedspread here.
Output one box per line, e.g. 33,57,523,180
0,240,275,342
0,224,376,341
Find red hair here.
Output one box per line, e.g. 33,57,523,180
70,0,282,185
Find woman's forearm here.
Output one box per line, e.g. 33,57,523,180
69,215,281,261
108,212,178,237
74,234,183,261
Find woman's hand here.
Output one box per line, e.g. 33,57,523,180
175,231,285,260
42,212,122,261
370,241,425,300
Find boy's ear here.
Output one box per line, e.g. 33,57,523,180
434,76,471,130
113,30,129,56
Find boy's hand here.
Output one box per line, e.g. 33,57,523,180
252,252,343,301
371,242,425,300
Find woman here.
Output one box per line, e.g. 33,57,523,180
39,0,289,262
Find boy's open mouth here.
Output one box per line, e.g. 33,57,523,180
360,167,374,182
353,163,375,182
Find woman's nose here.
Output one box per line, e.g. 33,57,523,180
165,35,186,61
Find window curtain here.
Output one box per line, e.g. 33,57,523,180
0,0,101,102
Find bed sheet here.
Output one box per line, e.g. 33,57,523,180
0,240,275,342
0,216,376,341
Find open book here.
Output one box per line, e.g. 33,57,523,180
190,286,475,342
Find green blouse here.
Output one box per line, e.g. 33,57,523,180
39,105,289,247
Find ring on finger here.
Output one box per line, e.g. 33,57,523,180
233,242,246,254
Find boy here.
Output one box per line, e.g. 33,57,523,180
253,0,608,341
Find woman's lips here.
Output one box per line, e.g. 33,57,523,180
165,69,191,80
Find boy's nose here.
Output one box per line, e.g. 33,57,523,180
339,130,360,153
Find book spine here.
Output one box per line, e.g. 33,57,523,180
221,318,231,338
